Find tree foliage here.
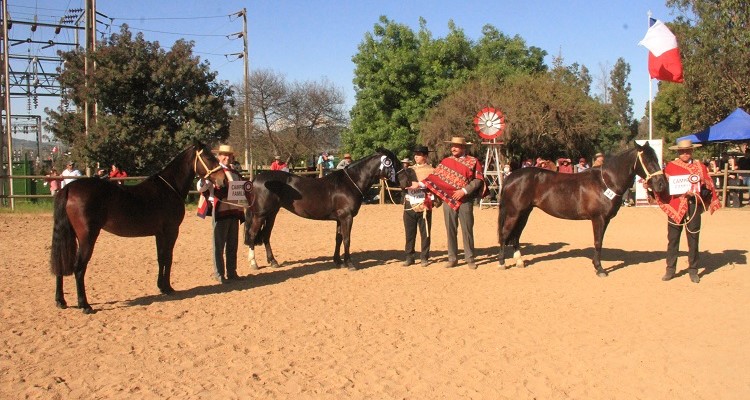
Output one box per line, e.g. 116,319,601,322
660,1,750,132
46,25,233,175
344,16,546,159
230,69,347,167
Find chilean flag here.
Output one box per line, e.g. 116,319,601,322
639,18,684,83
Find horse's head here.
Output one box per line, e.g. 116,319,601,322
193,142,227,188
376,148,402,185
396,167,417,189
635,141,667,193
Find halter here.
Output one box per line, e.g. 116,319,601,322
194,149,223,179
634,150,664,182
599,150,664,198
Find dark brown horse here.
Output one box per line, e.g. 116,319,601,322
244,149,401,270
50,142,227,313
498,142,667,276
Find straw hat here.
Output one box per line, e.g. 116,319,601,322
668,139,702,151
444,136,472,146
400,158,412,164
343,153,352,159
274,155,281,160
214,144,234,155
594,152,604,158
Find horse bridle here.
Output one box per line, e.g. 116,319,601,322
194,149,223,179
634,150,664,182
600,150,663,198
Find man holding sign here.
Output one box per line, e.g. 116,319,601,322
653,139,721,283
197,144,246,283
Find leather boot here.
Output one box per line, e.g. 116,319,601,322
688,269,701,283
661,267,676,281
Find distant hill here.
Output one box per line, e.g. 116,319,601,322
8,137,60,158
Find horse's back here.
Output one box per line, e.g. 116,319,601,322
64,178,184,237
251,170,352,220
503,168,611,220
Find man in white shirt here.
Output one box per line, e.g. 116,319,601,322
60,162,82,188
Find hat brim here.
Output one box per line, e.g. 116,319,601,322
668,144,702,150
444,141,472,145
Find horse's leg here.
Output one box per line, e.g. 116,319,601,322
155,230,178,294
245,214,263,270
498,204,514,269
591,217,610,277
73,230,100,314
263,212,281,268
333,221,344,267
510,208,533,269
55,276,67,309
340,216,355,271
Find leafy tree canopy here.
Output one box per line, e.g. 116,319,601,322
46,25,233,175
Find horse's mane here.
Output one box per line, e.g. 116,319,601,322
600,146,638,172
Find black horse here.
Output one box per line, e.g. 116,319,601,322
498,142,667,276
244,149,401,270
50,142,227,313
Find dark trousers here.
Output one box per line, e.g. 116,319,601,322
443,200,475,262
213,216,240,278
666,199,701,272
403,208,432,261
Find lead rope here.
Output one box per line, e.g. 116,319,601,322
344,168,364,197
388,177,432,238
667,192,705,234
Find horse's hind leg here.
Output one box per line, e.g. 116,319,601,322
262,212,281,268
340,217,355,271
333,221,344,267
510,209,533,269
73,231,100,314
55,276,67,309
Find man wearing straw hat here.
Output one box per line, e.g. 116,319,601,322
197,144,245,283
420,136,485,269
652,139,721,283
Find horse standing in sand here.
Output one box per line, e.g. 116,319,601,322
50,142,227,313
244,149,401,270
498,142,667,276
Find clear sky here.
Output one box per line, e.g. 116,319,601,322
8,0,681,134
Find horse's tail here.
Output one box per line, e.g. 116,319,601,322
498,183,507,245
50,188,77,276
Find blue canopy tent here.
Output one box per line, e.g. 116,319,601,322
677,108,750,144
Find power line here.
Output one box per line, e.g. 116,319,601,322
109,21,231,37
114,15,229,21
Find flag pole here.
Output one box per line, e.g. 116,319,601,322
647,10,653,141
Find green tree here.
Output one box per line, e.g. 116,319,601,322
663,1,750,130
46,25,233,175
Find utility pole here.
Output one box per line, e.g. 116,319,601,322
84,0,96,176
241,7,251,177
2,0,14,209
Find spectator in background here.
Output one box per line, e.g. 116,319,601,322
708,159,722,190
502,164,511,178
317,152,335,175
575,158,590,173
44,167,61,195
738,145,750,186
727,156,743,207
557,158,574,173
270,156,288,171
95,168,108,179
521,159,533,168
109,163,127,184
592,152,604,168
60,162,82,188
337,153,353,169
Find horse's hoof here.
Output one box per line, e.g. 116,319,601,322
498,263,507,270
270,260,282,268
515,260,525,269
597,271,608,278
249,263,259,270
347,265,357,271
81,306,96,314
56,301,67,309
161,287,176,295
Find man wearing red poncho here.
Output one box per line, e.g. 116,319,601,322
419,137,485,269
653,139,721,283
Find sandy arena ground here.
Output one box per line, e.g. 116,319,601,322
1,204,748,399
